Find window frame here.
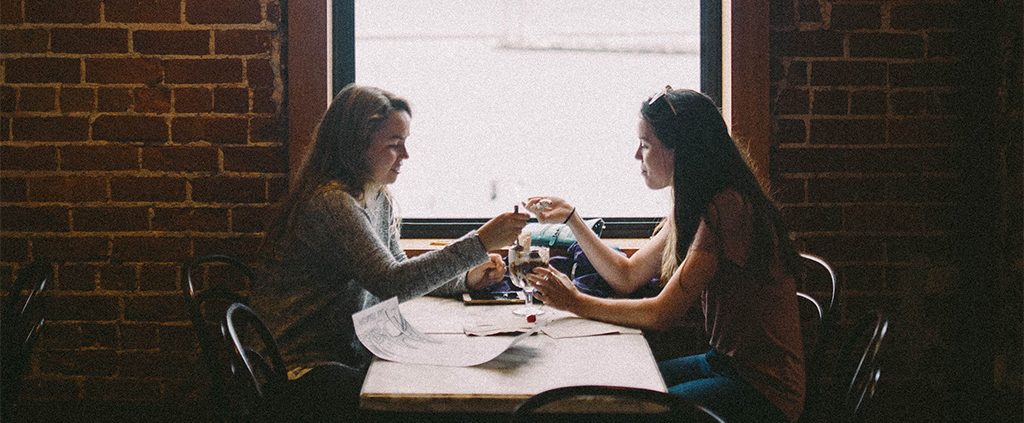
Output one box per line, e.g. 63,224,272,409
288,0,769,239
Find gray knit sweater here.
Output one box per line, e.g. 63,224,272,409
251,186,488,371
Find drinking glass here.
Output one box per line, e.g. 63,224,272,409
507,245,549,316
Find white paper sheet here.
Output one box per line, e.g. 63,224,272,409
353,297,538,367
462,308,641,338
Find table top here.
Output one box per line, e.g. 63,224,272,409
359,296,667,413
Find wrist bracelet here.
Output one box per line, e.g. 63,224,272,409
562,207,576,224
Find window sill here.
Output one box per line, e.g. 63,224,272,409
400,238,649,258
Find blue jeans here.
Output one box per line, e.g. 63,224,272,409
659,349,787,423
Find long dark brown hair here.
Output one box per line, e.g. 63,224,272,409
261,84,411,257
642,89,798,282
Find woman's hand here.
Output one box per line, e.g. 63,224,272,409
527,266,580,312
466,254,506,291
523,196,574,224
477,211,529,251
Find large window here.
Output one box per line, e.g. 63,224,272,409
333,0,722,235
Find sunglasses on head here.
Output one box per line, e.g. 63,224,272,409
647,85,678,115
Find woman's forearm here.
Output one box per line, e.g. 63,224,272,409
564,212,648,294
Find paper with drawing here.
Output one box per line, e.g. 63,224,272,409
353,297,537,367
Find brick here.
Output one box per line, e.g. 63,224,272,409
222,146,287,173
799,235,886,262
27,176,106,202
231,205,269,232
775,88,808,115
99,263,136,290
267,0,281,24
891,4,957,30
772,30,842,57
61,145,139,171
807,175,958,203
124,295,187,321
830,3,880,30
812,90,848,115
5,58,81,83
52,28,128,53
843,205,923,232
111,177,185,202
1,86,14,112
139,263,177,291
921,205,954,231
132,87,172,113
850,90,886,115
809,119,883,144
770,0,795,28
773,147,951,173
121,351,192,377
173,88,212,113
25,0,99,23
93,115,168,143
214,87,248,113
158,325,196,352
0,145,58,170
141,146,218,172
33,237,109,263
172,117,248,144
246,59,275,88
810,61,886,86
1,0,23,23
0,117,7,140
60,87,94,112
18,87,56,112
890,91,929,115
841,264,886,292
82,378,162,401
35,322,82,348
1,177,28,202
797,0,821,23
891,63,957,87
59,263,98,290
1,237,28,261
164,59,243,84
121,323,160,348
251,116,284,142
215,30,271,55
927,31,961,58
80,322,118,347
72,207,149,232
193,235,261,260
267,175,287,201
204,261,253,291
186,0,260,24
771,177,805,204
889,235,953,263
781,205,842,231
97,88,131,112
39,350,118,376
153,207,229,232
46,295,119,320
252,88,276,113
850,33,924,58
0,29,48,53
105,0,179,23
113,237,190,262
191,176,264,203
85,58,162,84
0,206,68,232
890,118,957,145
133,30,209,55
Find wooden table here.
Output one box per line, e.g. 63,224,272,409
359,296,667,413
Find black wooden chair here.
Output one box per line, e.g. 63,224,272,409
221,302,288,420
181,254,256,420
511,385,725,422
1,259,52,421
798,253,839,321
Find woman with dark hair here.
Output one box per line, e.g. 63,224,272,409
524,87,804,422
252,84,527,415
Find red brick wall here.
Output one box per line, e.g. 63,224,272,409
769,0,1021,420
1,0,285,415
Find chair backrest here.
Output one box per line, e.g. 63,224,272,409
222,302,288,417
798,253,839,320
797,291,825,356
842,310,889,421
511,385,725,422
1,260,52,421
180,255,256,417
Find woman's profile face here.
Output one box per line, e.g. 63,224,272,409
635,118,674,190
367,110,411,186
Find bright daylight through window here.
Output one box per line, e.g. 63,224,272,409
356,0,701,219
